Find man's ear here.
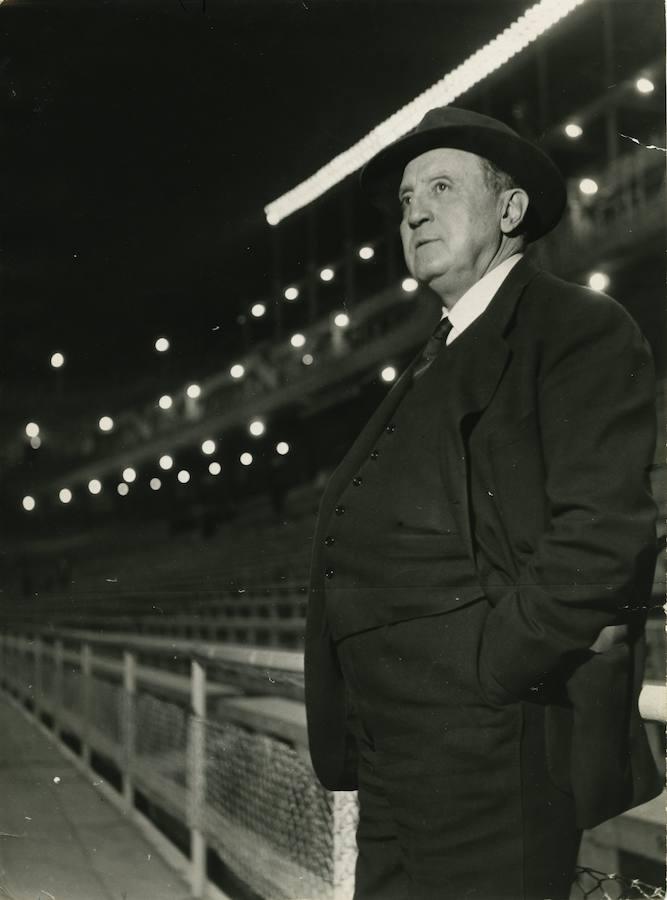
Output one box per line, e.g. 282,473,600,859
500,188,530,236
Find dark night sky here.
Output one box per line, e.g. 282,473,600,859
2,0,535,397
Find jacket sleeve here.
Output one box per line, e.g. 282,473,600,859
479,292,658,705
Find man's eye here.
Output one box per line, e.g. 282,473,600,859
434,181,448,193
400,195,412,208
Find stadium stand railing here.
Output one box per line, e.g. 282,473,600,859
0,629,664,900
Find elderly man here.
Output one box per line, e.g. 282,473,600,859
305,107,661,900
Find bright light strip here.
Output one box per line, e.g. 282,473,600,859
264,0,590,224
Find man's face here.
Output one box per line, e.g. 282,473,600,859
399,147,504,299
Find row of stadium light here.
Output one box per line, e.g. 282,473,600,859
264,0,593,225
19,442,292,511
27,264,610,454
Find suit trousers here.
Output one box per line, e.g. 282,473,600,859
335,598,582,900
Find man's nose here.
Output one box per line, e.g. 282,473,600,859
407,197,432,229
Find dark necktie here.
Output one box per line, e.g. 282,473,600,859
413,317,454,378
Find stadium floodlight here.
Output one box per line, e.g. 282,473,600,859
177,469,190,484
30,436,41,450
381,366,397,383
564,123,583,139
158,395,173,410
251,303,267,318
284,286,299,301
98,416,114,432
186,383,201,399
249,419,265,437
264,0,591,225
358,246,375,260
230,363,245,379
636,77,654,94
201,439,216,455
117,482,129,496
579,178,598,196
159,454,173,470
402,278,419,293
50,352,65,368
334,312,350,328
208,462,222,476
302,354,314,366
290,333,306,348
150,477,162,491
588,272,610,292
22,495,36,511
155,337,170,352
319,267,335,282
59,488,72,504
240,452,253,466
25,422,40,438
88,479,102,495
122,467,137,483
276,442,290,456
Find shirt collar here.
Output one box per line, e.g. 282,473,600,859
443,253,524,334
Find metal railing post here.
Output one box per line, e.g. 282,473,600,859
122,650,136,810
54,638,64,738
81,643,92,767
34,635,43,718
188,659,207,898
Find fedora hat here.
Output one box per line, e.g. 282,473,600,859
360,106,566,241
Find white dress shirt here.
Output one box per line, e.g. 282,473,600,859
441,253,524,345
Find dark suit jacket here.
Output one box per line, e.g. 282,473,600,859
305,257,662,829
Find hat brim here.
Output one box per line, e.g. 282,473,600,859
360,124,566,242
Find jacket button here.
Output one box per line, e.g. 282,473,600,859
324,536,335,546
352,476,363,487
334,505,346,515
385,423,396,433
324,568,335,579
370,449,380,460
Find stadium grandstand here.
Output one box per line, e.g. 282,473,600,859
1,0,665,898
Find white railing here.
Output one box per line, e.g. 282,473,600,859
0,628,664,900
